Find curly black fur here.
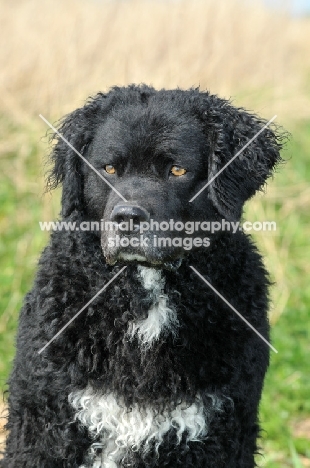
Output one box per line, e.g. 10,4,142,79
2,85,285,467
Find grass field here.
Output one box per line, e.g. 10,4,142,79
0,0,309,465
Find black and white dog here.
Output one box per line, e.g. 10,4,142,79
2,85,283,467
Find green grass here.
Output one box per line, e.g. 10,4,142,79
0,115,59,386
249,119,310,466
0,115,309,466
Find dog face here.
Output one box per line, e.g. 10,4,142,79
83,103,216,266
48,85,282,267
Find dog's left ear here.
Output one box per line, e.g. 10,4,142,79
196,96,284,220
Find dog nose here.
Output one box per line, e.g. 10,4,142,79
110,204,150,233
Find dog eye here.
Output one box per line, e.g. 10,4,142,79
104,165,116,175
170,165,187,176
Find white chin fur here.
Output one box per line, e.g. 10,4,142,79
69,389,221,467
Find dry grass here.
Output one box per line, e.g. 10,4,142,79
0,0,309,122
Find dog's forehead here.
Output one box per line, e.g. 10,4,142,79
91,105,206,162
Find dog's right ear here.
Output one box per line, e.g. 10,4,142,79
46,85,156,218
46,94,113,218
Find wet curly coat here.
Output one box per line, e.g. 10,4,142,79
2,85,283,467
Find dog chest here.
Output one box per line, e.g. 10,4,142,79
69,388,215,468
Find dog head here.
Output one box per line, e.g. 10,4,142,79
48,85,283,267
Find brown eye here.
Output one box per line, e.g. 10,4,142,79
170,165,187,176
104,165,116,174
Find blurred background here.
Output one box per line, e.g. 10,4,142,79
0,0,309,465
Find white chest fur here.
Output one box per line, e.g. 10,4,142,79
69,388,218,468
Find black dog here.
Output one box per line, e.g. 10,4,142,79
2,85,283,467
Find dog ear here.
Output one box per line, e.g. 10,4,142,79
46,85,157,218
46,93,114,217
196,95,284,220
